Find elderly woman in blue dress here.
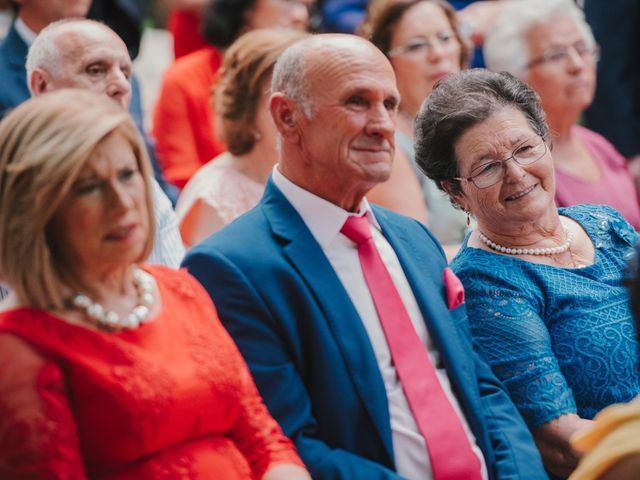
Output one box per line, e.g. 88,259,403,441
414,68,640,478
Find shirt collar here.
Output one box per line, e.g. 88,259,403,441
271,166,381,247
14,17,37,47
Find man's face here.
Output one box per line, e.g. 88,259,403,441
290,40,400,211
17,0,91,32
47,24,133,110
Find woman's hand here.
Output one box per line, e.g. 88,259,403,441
533,413,594,477
262,463,312,480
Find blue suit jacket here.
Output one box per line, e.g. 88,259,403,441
0,23,30,120
183,179,547,479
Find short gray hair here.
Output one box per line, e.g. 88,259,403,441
26,19,106,94
483,0,596,78
270,38,315,118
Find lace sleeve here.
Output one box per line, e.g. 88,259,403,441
465,282,577,429
227,343,305,479
0,334,87,479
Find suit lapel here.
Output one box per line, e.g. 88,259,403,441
373,207,475,391
261,180,394,463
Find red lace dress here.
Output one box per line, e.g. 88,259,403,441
0,266,303,479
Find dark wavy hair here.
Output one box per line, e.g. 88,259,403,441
202,0,257,49
414,69,550,198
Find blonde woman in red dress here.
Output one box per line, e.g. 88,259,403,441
0,89,310,480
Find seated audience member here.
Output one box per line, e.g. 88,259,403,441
415,68,640,477
183,34,547,479
568,247,640,480
153,0,314,189
176,28,307,248
0,0,90,119
364,0,470,247
484,0,640,230
27,19,184,267
0,89,310,480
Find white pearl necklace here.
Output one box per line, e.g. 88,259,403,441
69,267,155,331
478,225,574,256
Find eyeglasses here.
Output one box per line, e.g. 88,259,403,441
526,41,600,69
387,30,459,58
453,137,547,188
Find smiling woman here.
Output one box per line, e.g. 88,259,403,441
415,68,640,478
0,89,310,479
484,0,640,231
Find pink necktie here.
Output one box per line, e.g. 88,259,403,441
341,215,482,480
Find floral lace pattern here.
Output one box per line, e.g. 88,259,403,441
0,266,303,479
451,204,640,428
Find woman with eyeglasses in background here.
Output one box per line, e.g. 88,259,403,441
361,0,471,254
484,0,640,231
415,68,640,478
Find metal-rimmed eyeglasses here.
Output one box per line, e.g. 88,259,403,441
387,30,459,58
453,137,548,188
526,41,600,69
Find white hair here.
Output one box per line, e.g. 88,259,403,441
483,0,596,78
271,39,314,119
26,19,107,95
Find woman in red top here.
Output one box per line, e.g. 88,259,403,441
153,0,315,189
0,89,310,480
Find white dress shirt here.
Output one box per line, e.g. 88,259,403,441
273,167,487,480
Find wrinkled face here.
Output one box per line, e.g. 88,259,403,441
388,1,462,116
294,43,400,207
452,107,556,234
245,0,314,31
48,25,133,110
17,0,91,30
523,16,596,119
50,131,149,276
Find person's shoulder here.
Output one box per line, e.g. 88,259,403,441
575,125,627,167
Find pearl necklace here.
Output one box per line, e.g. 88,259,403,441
478,225,574,256
68,267,155,331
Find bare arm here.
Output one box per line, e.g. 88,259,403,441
533,413,594,477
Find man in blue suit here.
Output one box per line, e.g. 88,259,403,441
184,34,547,479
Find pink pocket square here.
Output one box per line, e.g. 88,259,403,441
443,267,465,310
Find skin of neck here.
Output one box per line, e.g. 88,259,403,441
230,147,276,185
476,208,567,249
278,158,370,213
545,105,581,143
66,263,138,305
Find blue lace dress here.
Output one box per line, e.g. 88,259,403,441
451,204,640,429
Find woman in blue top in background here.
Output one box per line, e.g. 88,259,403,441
414,68,640,479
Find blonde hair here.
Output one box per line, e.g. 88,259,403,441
214,28,308,155
0,89,155,310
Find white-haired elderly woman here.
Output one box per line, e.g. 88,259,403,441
415,69,640,478
0,89,310,480
484,0,640,231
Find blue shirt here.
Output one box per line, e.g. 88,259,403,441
452,204,640,428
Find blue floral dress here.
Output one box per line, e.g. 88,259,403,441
451,204,640,428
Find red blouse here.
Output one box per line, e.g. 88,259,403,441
0,266,303,479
